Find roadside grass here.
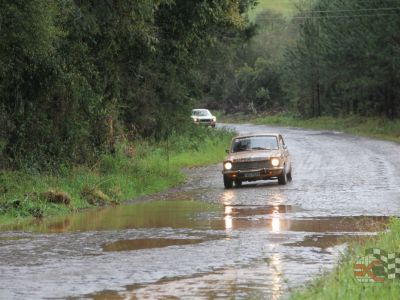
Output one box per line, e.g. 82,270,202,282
291,218,400,300
220,112,400,144
248,0,303,19
0,126,234,227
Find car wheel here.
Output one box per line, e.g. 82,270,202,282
224,175,233,189
287,167,293,182
235,180,242,188
278,166,288,185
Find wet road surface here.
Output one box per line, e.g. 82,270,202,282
0,124,399,299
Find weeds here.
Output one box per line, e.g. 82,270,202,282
41,189,71,205
0,126,234,225
291,218,400,300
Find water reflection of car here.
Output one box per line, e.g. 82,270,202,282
222,133,292,188
191,109,216,127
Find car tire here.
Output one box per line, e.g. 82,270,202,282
224,175,233,189
235,180,242,188
278,166,288,185
287,167,293,182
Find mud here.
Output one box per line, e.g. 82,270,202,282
0,123,399,299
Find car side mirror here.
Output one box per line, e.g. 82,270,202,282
225,149,230,154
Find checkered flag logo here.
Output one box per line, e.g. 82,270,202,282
366,248,400,280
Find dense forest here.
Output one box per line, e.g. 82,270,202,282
1,0,399,171
285,0,400,118
0,0,256,170
210,0,400,118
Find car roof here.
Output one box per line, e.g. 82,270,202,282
233,133,281,139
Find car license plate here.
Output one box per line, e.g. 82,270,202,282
244,172,260,178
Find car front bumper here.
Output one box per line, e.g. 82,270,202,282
222,167,284,181
193,120,216,126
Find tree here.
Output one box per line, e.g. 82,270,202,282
0,0,257,170
284,0,400,118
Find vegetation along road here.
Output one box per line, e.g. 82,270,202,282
1,0,400,298
0,123,399,299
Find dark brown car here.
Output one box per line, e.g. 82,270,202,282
222,133,292,188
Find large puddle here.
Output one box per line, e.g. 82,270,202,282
0,199,391,300
3,200,221,233
3,201,388,235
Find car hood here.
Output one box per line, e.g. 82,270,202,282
225,150,281,162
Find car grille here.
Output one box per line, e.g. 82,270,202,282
232,160,269,171
199,119,212,123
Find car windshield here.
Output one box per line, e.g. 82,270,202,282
192,110,210,117
231,136,279,152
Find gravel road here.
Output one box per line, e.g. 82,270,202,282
0,123,399,299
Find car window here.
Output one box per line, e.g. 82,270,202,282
192,110,210,116
232,136,279,152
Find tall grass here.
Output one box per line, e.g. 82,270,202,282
0,126,234,225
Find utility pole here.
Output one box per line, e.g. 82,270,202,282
311,0,321,117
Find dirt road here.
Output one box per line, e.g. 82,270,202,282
0,124,399,299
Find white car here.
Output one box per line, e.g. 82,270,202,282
191,109,216,127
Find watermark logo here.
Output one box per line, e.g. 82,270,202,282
354,248,400,284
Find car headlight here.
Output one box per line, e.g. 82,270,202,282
224,162,233,170
193,117,198,122
212,117,216,122
271,158,280,167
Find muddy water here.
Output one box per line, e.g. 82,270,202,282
0,124,399,300
102,238,207,252
4,200,221,233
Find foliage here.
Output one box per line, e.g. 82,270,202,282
206,0,400,121
0,126,234,223
0,0,254,170
200,8,296,114
235,57,285,113
284,0,400,118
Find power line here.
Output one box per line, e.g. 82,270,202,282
293,12,400,19
299,7,400,14
256,12,400,21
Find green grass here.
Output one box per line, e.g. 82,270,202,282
220,112,400,144
291,218,400,300
0,126,234,227
249,0,303,18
